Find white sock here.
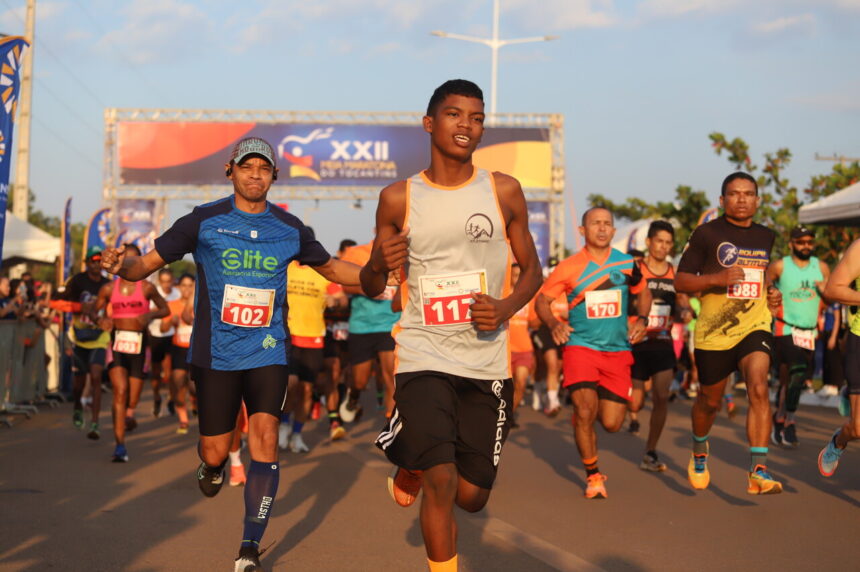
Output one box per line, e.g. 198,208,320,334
547,390,559,407
228,449,242,467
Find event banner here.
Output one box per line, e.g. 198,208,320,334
118,122,552,190
115,199,157,254
0,37,29,262
81,207,112,269
526,201,551,268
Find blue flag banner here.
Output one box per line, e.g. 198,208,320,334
60,198,72,284
115,199,157,253
0,36,29,262
81,207,111,269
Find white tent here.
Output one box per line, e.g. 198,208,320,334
1,211,61,263
798,181,860,226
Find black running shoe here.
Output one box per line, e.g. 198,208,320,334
771,414,784,446
234,546,263,571
781,423,799,448
196,462,225,498
628,420,640,435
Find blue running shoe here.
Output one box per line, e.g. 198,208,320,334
838,386,851,418
111,444,129,463
818,431,845,477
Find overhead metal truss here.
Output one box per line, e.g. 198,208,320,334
104,108,566,259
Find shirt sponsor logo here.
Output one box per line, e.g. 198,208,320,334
262,334,277,349
465,213,493,242
221,248,278,272
492,380,506,467
717,242,739,267
217,228,240,235
609,269,626,285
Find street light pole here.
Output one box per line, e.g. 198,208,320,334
11,0,35,221
431,0,557,115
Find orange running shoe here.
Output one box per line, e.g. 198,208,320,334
229,464,247,487
387,466,423,507
584,473,608,499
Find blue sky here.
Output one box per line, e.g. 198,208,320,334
2,0,859,253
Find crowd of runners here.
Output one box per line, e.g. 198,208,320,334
50,79,859,571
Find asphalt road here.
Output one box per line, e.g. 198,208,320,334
1,389,857,571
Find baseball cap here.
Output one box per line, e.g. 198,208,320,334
790,225,814,240
230,137,277,167
86,246,103,260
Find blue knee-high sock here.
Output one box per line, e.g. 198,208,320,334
241,461,280,550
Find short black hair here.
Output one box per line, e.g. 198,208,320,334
179,273,195,283
581,206,613,226
647,220,675,239
721,171,758,196
426,79,484,116
339,239,357,252
158,267,174,278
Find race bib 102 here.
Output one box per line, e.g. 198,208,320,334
419,270,487,327
221,284,275,328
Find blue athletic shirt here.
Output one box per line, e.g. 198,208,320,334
154,196,331,371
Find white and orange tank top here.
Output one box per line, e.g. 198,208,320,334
394,168,511,380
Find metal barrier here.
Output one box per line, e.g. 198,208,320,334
0,317,59,425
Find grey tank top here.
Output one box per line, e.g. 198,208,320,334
393,168,511,380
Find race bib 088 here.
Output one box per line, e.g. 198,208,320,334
221,284,275,328
727,267,763,299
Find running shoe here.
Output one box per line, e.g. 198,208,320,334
289,433,309,453
311,401,322,421
278,424,291,450
584,473,608,499
838,386,851,418
87,423,100,440
73,409,84,429
125,416,137,432
770,414,784,446
167,399,176,416
229,464,247,487
818,430,844,477
543,405,561,418
640,453,667,472
111,444,129,463
747,465,783,495
329,421,346,441
781,423,799,448
687,448,710,490
152,397,162,418
176,423,189,435
339,399,362,423
817,384,839,397
726,398,737,419
196,462,225,497
387,466,423,507
628,419,640,435
234,545,263,572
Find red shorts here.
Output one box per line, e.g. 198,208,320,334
510,351,536,373
562,345,633,401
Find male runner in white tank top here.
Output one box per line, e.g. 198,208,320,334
363,79,542,572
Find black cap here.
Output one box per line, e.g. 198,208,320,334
790,225,814,240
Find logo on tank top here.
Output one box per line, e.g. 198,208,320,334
609,270,626,285
465,213,494,242
717,242,739,267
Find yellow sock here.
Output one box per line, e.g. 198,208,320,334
427,554,457,572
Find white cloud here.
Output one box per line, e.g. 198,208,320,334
751,13,816,35
637,0,743,18
0,1,66,35
97,0,215,65
504,0,619,30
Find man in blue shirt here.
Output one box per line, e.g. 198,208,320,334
101,137,387,571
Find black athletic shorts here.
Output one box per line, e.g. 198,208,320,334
323,329,349,360
72,345,106,374
171,344,189,371
348,331,394,365
631,339,677,381
289,346,324,382
694,330,773,386
190,364,289,436
844,332,860,395
375,371,514,490
149,335,172,363
531,324,561,354
108,330,147,379
772,334,814,378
